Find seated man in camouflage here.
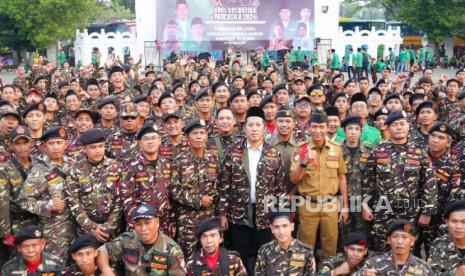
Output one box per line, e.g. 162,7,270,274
63,234,101,275
428,200,465,274
96,204,186,275
1,225,64,275
186,217,247,276
318,232,368,275
255,212,315,275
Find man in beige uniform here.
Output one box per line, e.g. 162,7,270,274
290,110,348,260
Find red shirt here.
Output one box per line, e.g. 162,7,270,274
204,249,220,271
266,122,276,134
26,257,42,273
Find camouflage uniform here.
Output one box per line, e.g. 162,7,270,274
294,120,310,143
408,127,429,147
44,114,62,130
428,233,465,275
354,251,433,275
318,252,365,275
110,87,140,106
437,97,461,122
60,112,77,141
62,263,101,276
171,148,219,257
361,141,438,252
101,231,186,275
217,138,285,231
1,252,64,275
13,76,31,92
159,135,190,162
190,113,217,137
16,154,76,259
65,156,122,239
0,145,11,164
254,239,314,276
186,247,247,276
120,152,175,237
207,134,237,164
95,122,119,137
66,136,84,160
106,130,138,165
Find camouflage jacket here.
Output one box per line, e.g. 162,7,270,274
408,127,429,148
66,135,84,159
217,138,285,230
428,233,465,275
102,231,186,276
318,252,365,275
343,143,372,196
207,134,238,164
120,152,175,237
110,86,140,106
65,157,122,237
294,119,310,143
95,122,119,137
62,263,101,276
13,76,31,92
1,252,64,276
437,97,461,122
105,130,138,165
60,112,77,141
186,248,247,276
255,239,314,276
354,251,433,275
361,141,438,215
159,135,190,162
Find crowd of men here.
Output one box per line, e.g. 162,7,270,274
0,47,465,275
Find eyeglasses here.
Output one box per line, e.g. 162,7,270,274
310,90,324,97
121,116,137,120
296,102,311,108
141,135,161,141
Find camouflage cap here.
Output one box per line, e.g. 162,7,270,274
10,126,32,142
119,102,138,117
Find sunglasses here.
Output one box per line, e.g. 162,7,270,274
310,90,324,97
121,116,137,120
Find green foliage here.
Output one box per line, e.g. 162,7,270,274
94,2,134,23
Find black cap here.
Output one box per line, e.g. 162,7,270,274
131,204,157,220
10,126,32,142
456,68,465,75
44,92,58,100
272,83,287,95
232,75,244,82
184,119,207,134
228,90,247,104
97,97,116,109
211,82,227,94
172,82,184,93
69,234,98,254
343,232,367,246
86,78,99,88
259,95,277,109
374,107,390,120
136,124,159,140
195,88,210,101
195,217,222,238
341,115,362,128
409,93,426,106
162,110,182,122
247,90,260,100
58,80,69,90
0,110,21,122
41,127,67,142
15,225,43,245
79,128,105,145
246,106,265,121
368,87,382,97
157,92,175,107
65,90,78,99
325,106,339,117
444,200,465,218
307,84,325,95
145,70,156,77
350,93,367,106
415,101,434,116
34,76,47,85
23,103,46,118
109,66,123,76
133,95,151,104
384,110,408,126
386,220,416,236
309,110,328,124
267,212,293,223
428,121,454,137
75,108,101,124
375,79,387,87
383,94,402,106
276,106,294,118
331,92,349,106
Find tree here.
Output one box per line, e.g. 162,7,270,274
94,2,134,23
0,0,98,51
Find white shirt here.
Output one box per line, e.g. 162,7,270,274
247,142,263,204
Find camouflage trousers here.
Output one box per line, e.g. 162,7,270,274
176,208,214,257
413,211,447,258
42,217,76,260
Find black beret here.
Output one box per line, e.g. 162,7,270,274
75,108,101,124
331,93,349,106
415,101,434,116
65,90,78,99
184,119,207,134
34,76,47,85
343,232,367,246
456,68,465,75
41,127,67,142
368,87,382,97
291,65,301,71
307,84,325,95
445,200,465,218
375,79,387,87
276,106,294,118
0,110,21,122
386,219,416,236
272,83,288,95
341,115,362,128
58,80,70,89
428,121,454,137
15,225,43,245
383,94,402,106
195,88,210,101
162,110,182,122
44,92,58,100
309,110,328,124
157,92,175,107
132,204,157,220
69,234,98,254
325,106,339,117
267,212,293,223
228,90,247,104
263,77,273,83
86,78,99,88
23,103,46,118
0,100,11,108
458,92,465,101
350,93,367,106
374,107,390,120
79,128,105,145
384,110,408,126
109,66,123,76
133,95,151,104
97,97,116,109
246,106,265,121
247,90,260,100
196,217,222,238
232,75,244,82
259,95,277,109
211,82,227,93
136,124,160,140
409,93,426,106
172,82,184,93
10,126,32,142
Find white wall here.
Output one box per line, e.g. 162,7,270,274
135,0,158,66
314,0,341,41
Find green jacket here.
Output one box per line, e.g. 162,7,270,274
336,124,381,148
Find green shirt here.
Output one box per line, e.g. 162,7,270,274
336,124,381,148
375,61,386,72
356,53,363,67
311,51,319,65
331,53,340,69
399,50,408,63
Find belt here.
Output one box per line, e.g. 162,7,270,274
309,195,337,205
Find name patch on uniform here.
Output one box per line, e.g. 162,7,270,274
136,177,149,182
376,152,389,158
377,158,391,164
291,253,305,260
405,159,420,166
289,261,305,268
79,178,90,184
10,178,22,186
